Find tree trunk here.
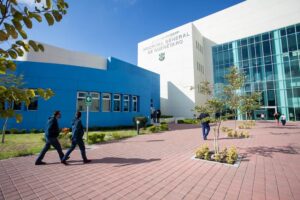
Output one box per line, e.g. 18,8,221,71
1,117,8,143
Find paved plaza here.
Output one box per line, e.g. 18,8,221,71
1,121,300,200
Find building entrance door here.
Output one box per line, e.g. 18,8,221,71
254,106,277,120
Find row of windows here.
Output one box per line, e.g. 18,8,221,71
1,94,39,111
76,92,139,113
215,59,300,83
213,37,300,66
195,41,203,54
196,62,204,74
213,24,300,52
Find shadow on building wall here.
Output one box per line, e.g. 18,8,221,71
159,82,195,118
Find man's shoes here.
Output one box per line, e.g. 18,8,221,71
83,159,91,164
35,161,46,165
61,160,68,165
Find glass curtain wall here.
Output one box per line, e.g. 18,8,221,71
212,23,300,121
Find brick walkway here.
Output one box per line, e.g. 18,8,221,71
1,121,300,200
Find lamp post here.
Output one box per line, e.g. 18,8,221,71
136,120,140,135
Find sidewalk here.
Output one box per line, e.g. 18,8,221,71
1,121,300,200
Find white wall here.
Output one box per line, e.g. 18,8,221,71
138,23,196,117
138,0,300,118
193,0,300,44
16,42,107,70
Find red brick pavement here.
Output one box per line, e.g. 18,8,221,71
0,121,300,200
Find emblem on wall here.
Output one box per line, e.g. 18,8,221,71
159,52,165,61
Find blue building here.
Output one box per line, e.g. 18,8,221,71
3,43,160,130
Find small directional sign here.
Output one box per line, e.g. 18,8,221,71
85,95,92,106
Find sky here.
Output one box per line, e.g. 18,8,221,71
26,0,244,65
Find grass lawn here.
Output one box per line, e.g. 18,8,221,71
0,133,44,160
0,129,147,160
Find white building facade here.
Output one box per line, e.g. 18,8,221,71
138,0,300,118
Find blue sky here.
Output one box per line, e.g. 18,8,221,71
27,0,244,65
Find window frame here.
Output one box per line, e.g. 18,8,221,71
113,94,121,112
102,93,111,112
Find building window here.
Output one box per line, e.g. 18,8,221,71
90,92,100,112
13,101,22,110
102,93,111,112
28,97,38,110
77,91,88,112
132,96,138,112
113,94,121,112
123,95,129,112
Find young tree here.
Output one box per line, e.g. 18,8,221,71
240,91,261,120
223,67,245,130
0,0,68,142
0,74,54,143
195,81,225,155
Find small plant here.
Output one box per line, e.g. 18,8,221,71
159,124,169,131
88,133,106,144
10,128,19,134
39,129,44,133
214,153,221,162
195,144,210,159
221,126,229,132
21,129,26,134
147,125,160,133
226,146,238,164
112,132,121,140
233,130,238,137
227,130,233,137
177,119,198,124
30,129,39,134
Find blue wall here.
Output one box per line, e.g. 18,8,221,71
2,57,160,130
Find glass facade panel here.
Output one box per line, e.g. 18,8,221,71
212,23,300,121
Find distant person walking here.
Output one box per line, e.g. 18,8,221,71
156,109,161,123
35,111,64,165
274,112,280,125
61,112,91,165
198,113,210,140
261,113,265,120
281,114,287,126
150,106,155,124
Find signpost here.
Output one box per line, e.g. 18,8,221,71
85,95,92,141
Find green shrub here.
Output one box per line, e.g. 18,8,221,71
39,129,44,133
88,133,106,144
21,129,26,134
226,146,238,164
10,128,19,134
88,134,98,144
214,153,221,162
147,125,160,133
195,144,210,159
160,122,167,125
159,124,169,131
178,119,199,124
233,130,238,137
112,132,121,140
30,129,39,134
133,116,148,128
221,126,228,132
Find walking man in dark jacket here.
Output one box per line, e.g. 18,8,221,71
199,113,210,140
35,111,64,165
61,111,91,164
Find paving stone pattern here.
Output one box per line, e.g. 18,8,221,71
1,121,300,200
